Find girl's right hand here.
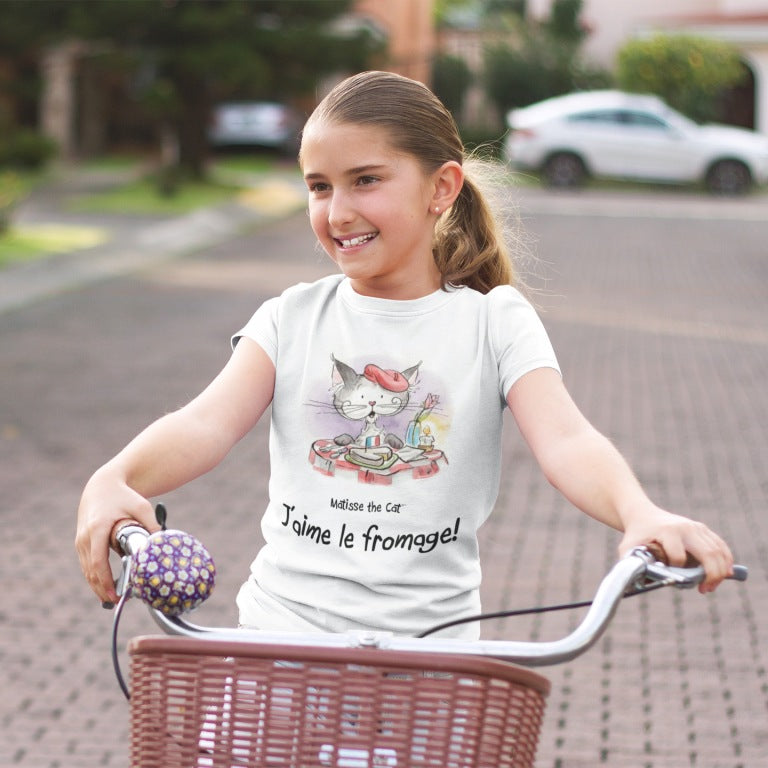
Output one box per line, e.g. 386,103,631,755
75,468,160,604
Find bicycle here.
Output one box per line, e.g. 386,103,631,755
107,509,747,768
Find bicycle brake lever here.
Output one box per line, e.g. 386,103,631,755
114,554,133,598
644,561,705,588
102,554,133,610
627,547,748,594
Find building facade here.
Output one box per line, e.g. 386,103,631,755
353,0,436,85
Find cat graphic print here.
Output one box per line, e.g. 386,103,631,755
309,355,448,485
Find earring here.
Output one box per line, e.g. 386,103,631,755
434,206,440,214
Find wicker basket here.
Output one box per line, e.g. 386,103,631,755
128,636,550,768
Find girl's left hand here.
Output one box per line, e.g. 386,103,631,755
618,509,734,594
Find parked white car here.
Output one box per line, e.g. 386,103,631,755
504,90,768,195
208,101,302,154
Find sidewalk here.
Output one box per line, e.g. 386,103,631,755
1,164,307,314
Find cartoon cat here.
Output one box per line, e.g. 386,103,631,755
330,355,421,450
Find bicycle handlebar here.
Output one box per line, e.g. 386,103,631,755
112,522,747,667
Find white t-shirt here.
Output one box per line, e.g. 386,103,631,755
232,275,559,639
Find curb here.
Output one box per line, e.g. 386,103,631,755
0,174,306,315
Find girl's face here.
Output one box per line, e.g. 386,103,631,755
301,121,442,300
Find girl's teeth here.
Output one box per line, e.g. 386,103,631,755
340,234,374,247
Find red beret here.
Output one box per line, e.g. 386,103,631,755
363,364,409,392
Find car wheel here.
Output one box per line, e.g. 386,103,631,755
706,159,752,196
543,153,586,188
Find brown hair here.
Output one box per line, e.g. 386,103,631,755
301,70,517,293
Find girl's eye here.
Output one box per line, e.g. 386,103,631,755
356,175,378,186
308,182,330,193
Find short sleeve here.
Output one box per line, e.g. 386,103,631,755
231,295,280,364
488,286,560,399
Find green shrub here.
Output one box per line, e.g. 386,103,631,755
432,53,474,118
0,129,58,170
484,36,611,117
0,171,23,234
617,34,746,123
544,0,587,44
460,126,505,159
482,0,612,119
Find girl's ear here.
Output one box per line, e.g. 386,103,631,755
430,161,464,215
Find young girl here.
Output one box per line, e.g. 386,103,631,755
76,71,733,638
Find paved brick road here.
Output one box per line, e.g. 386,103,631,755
1,186,766,767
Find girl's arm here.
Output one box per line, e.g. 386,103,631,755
506,367,733,593
76,338,275,603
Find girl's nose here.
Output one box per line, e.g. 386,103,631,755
328,192,354,228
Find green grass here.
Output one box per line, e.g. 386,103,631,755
67,175,242,215
210,153,281,175
0,224,109,267
0,154,296,266
67,151,297,215
1,168,45,206
0,232,48,266
0,169,51,265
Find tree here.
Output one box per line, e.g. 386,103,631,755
543,0,586,44
0,0,382,179
617,34,746,123
483,0,610,118
432,53,473,118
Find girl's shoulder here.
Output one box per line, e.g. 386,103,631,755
233,274,344,352
278,273,345,301
485,282,530,303
451,282,534,314
265,273,345,313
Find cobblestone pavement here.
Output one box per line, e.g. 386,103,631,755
1,182,766,768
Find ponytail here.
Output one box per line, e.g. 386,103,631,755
433,153,518,293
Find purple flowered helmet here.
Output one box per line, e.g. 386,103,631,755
129,529,216,616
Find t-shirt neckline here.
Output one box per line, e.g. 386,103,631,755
338,277,460,316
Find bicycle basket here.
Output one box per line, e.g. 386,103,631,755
128,636,550,768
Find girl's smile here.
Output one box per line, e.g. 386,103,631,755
301,121,442,299
335,231,378,250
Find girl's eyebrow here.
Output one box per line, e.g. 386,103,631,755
304,164,387,181
347,164,387,175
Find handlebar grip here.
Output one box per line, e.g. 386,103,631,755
638,548,749,589
731,565,749,582
110,519,150,555
635,545,748,584
665,564,749,584
110,504,168,554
